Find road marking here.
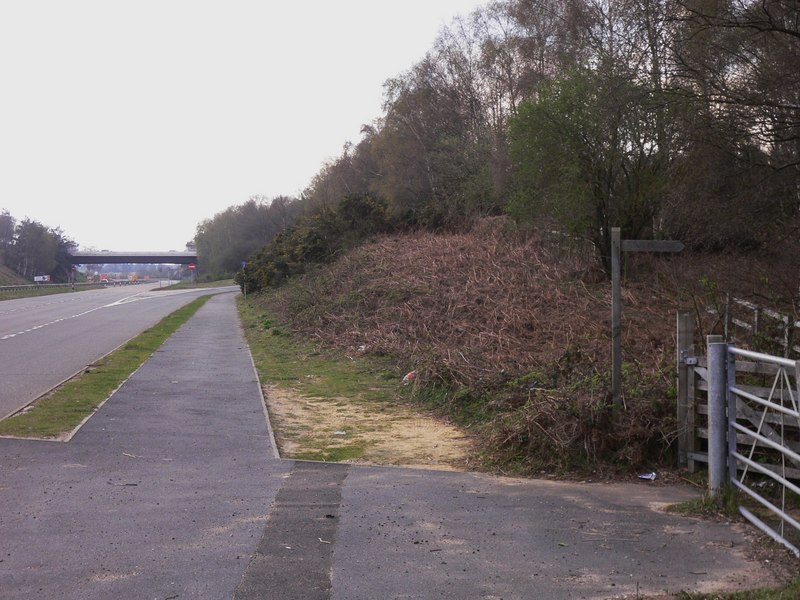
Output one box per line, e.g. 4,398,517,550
0,292,154,342
105,293,148,307
0,296,82,317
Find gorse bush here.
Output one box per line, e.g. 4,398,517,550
235,193,390,294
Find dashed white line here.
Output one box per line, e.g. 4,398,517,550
1,292,154,342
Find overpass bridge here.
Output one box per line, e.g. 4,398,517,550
69,251,197,265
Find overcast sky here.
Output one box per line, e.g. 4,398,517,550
0,1,487,251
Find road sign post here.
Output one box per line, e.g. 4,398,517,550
611,228,684,409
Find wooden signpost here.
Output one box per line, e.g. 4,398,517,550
611,227,684,409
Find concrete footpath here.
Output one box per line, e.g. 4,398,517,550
0,293,773,599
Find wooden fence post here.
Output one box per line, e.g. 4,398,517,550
677,311,694,466
782,315,790,358
613,231,682,412
611,227,622,409
724,293,731,340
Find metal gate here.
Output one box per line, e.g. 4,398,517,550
686,335,800,557
723,346,800,556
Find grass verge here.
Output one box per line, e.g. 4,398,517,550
154,279,235,292
0,295,213,439
676,577,800,599
0,284,107,301
237,296,472,467
238,296,397,462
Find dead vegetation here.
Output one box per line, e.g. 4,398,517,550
260,218,800,475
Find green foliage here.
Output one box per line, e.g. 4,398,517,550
0,210,14,264
194,196,302,279
235,193,390,294
668,487,740,520
412,384,498,429
293,445,366,462
677,577,800,600
507,73,595,231
508,68,670,266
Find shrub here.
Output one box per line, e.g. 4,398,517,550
235,193,390,294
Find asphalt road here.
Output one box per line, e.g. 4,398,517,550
0,282,238,419
0,293,776,599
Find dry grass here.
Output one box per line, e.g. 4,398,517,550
265,384,473,470
273,219,601,383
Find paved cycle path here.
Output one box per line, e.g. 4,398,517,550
0,293,773,599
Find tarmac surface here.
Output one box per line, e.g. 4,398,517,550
0,292,775,599
0,283,239,419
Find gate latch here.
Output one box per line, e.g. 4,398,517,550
679,350,698,366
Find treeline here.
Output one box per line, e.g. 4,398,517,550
0,210,76,283
235,194,390,292
194,196,302,279
204,0,800,289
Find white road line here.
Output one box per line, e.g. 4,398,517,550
0,295,88,317
0,291,155,342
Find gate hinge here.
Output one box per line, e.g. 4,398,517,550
679,350,698,366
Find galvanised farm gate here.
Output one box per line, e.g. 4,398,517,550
677,306,800,558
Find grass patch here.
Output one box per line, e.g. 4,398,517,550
0,295,213,438
154,279,235,292
238,296,399,403
676,576,800,599
667,486,740,521
293,445,367,462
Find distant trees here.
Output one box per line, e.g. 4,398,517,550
0,210,77,282
6,2,798,286
194,196,302,279
0,211,14,263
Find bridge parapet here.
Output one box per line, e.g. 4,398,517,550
69,251,197,265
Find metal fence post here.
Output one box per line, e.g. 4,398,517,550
707,339,728,496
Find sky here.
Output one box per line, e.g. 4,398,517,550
0,1,487,251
